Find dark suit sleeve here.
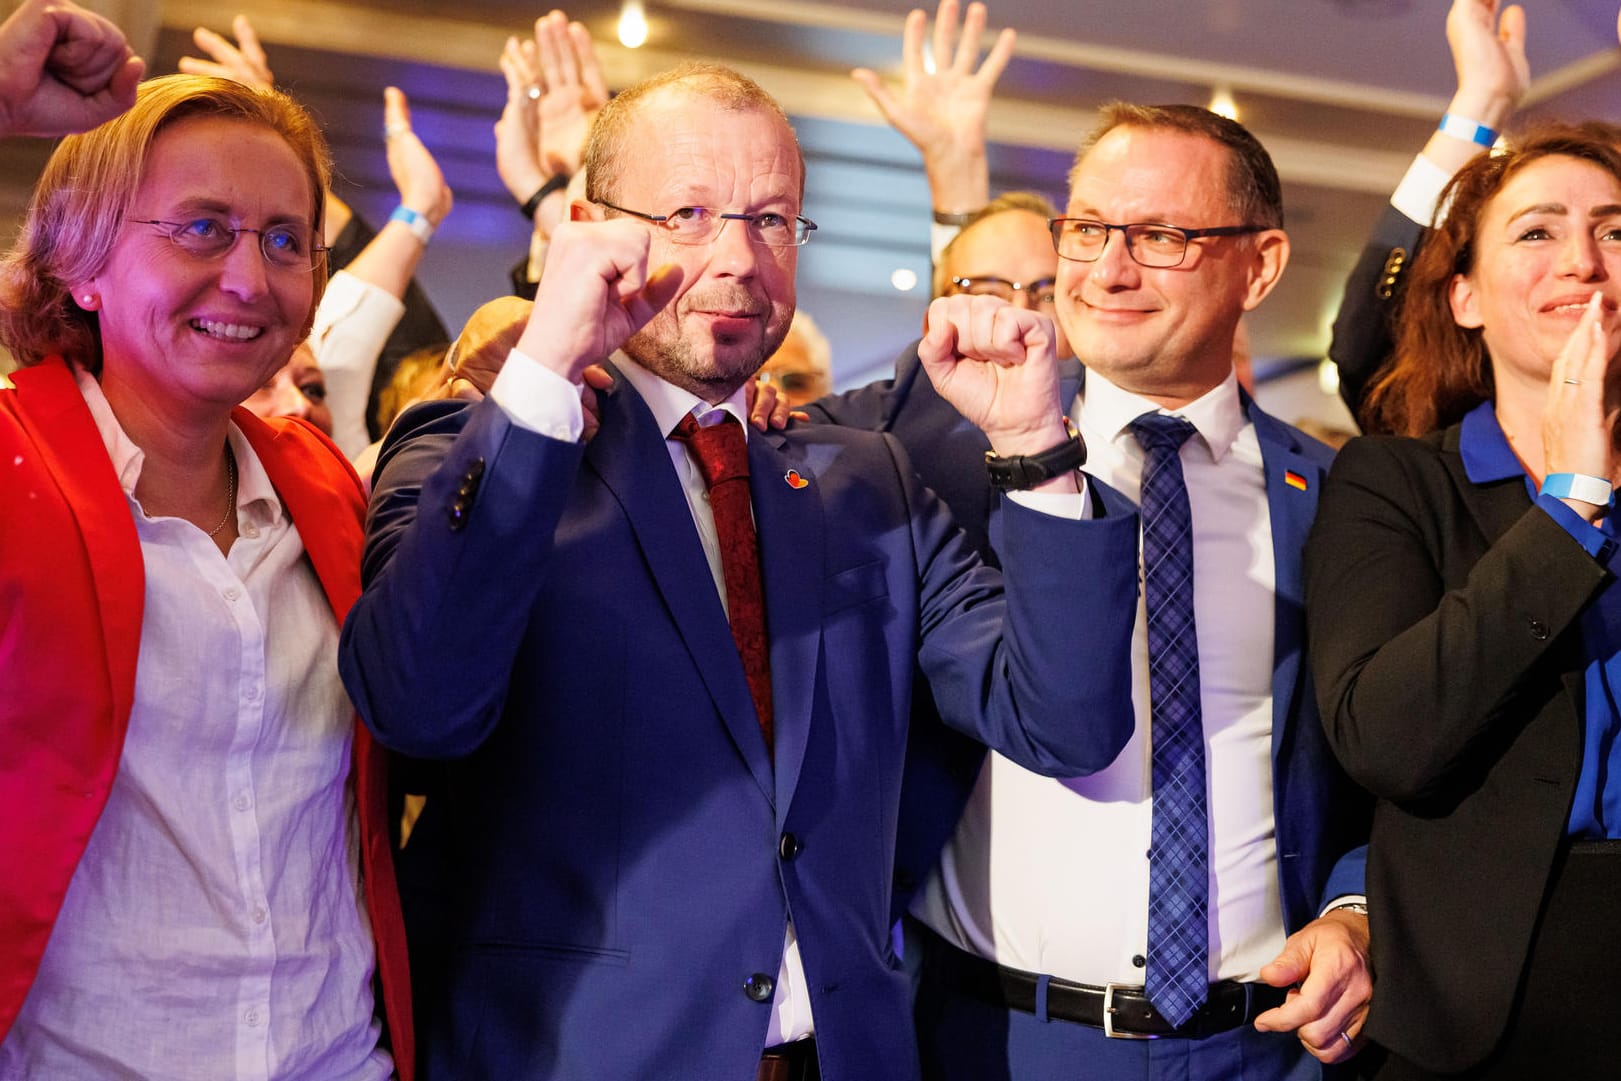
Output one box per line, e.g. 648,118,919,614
339,397,583,758
885,432,1140,776
1327,205,1425,426
799,368,910,431
1303,436,1606,803
1320,845,1367,907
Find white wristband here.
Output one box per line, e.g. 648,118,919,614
1541,472,1614,509
389,205,434,245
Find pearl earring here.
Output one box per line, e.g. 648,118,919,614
82,295,94,303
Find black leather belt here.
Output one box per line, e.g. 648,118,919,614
757,1036,819,1081
928,934,1287,1039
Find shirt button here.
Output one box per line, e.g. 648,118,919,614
244,1007,261,1027
744,973,775,1002
245,684,262,701
252,906,267,925
1528,618,1550,641
1132,953,1146,968
243,525,259,539
233,792,251,811
223,587,241,601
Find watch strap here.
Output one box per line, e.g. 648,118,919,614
985,426,1087,491
521,173,571,221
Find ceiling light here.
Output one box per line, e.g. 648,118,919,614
618,2,648,48
891,268,918,292
1318,358,1341,396
1209,86,1238,121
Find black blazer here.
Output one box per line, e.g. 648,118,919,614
1327,204,1424,428
1304,424,1609,1073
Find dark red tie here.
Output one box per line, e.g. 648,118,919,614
673,411,773,753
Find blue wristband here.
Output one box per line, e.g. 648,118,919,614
1541,472,1614,510
1438,113,1499,148
389,205,434,245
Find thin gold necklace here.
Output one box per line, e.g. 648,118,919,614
205,443,238,538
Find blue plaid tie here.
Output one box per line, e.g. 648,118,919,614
1129,411,1208,1029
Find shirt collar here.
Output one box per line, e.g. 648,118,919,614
1080,367,1246,462
1459,399,1525,484
72,364,283,525
613,352,750,439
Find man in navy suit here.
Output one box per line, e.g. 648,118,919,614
339,63,1144,1080
813,103,1373,1080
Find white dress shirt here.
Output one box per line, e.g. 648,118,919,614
913,369,1287,986
0,372,390,1081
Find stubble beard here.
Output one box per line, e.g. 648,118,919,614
624,297,793,402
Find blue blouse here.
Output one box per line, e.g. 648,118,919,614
1459,401,1621,837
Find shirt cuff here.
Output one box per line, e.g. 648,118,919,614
1537,492,1618,562
1320,894,1368,918
1390,153,1456,227
489,347,584,442
309,270,407,362
1006,476,1092,519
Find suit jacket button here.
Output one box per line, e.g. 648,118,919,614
779,832,800,860
1528,618,1549,640
745,973,775,1002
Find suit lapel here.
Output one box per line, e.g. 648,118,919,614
9,361,145,733
750,430,825,815
1249,404,1325,764
235,408,366,621
586,371,775,800
1060,358,1085,412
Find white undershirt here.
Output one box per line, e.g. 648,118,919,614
912,369,1286,986
0,371,390,1081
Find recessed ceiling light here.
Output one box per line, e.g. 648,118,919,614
891,268,918,292
1209,86,1238,121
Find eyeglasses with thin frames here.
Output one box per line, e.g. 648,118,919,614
1048,217,1263,269
127,215,329,271
948,275,1058,308
595,201,817,248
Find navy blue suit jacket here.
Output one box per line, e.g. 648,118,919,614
339,365,1141,1080
807,343,1369,935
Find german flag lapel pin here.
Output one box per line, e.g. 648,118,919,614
1284,469,1309,492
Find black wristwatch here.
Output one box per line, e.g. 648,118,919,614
520,173,571,221
984,424,1087,491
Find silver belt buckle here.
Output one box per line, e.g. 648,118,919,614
1101,982,1155,1039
